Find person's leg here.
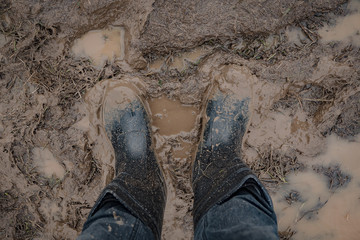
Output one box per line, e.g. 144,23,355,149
195,180,278,240
78,79,166,240
78,194,154,240
192,65,278,239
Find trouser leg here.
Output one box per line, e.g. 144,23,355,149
78,194,155,240
194,181,278,240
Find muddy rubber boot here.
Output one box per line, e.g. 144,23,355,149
88,83,166,240
192,69,273,228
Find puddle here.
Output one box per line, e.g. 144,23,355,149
32,147,65,179
149,47,209,72
273,135,360,240
149,96,199,136
71,26,125,67
318,0,360,47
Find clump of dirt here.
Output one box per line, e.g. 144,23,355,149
1,0,359,239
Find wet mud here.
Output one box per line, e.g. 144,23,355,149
1,0,360,239
274,135,360,240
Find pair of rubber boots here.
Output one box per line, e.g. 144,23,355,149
87,80,273,240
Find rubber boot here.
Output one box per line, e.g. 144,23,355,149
88,82,166,240
192,85,273,229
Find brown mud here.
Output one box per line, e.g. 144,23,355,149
1,0,360,239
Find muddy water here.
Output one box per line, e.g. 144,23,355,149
319,0,360,47
149,96,199,136
273,135,360,240
71,26,125,67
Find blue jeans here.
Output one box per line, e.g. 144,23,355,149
78,185,278,240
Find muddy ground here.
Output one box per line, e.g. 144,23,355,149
0,0,359,239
